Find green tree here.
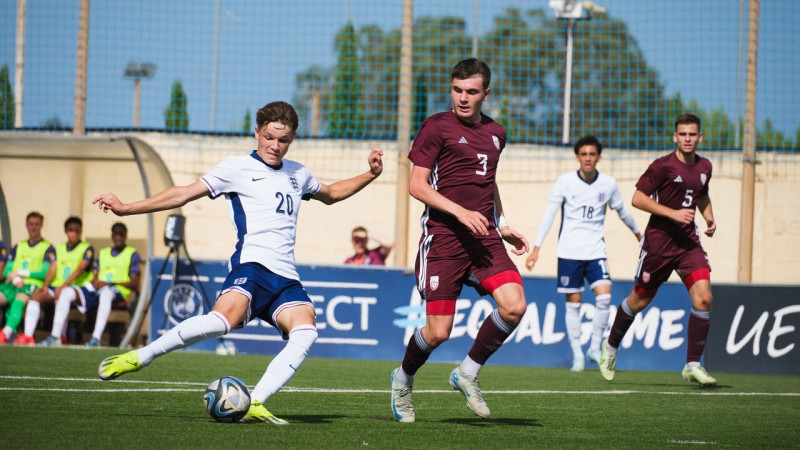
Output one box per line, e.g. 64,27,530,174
483,8,555,142
0,65,14,129
294,7,674,147
165,80,189,131
242,108,251,133
757,118,791,151
566,12,666,148
294,65,332,137
328,21,365,138
41,115,65,129
412,72,428,137
795,124,800,150
700,108,737,150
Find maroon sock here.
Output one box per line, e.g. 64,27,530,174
401,329,433,375
607,306,636,349
686,310,710,363
467,310,515,365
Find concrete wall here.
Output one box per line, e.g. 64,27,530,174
5,132,798,285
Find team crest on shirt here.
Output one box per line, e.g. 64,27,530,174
560,276,569,286
700,173,707,185
492,135,500,151
430,276,439,291
288,175,300,192
597,193,605,203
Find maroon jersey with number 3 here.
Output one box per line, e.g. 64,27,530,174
636,151,713,257
408,111,506,238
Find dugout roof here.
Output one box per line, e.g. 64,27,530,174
0,135,179,347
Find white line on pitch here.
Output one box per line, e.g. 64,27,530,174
1,376,799,396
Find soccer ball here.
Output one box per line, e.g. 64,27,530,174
203,376,251,422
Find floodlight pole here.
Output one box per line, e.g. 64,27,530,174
133,78,142,128
124,62,156,128
14,0,26,129
551,1,604,145
562,18,575,145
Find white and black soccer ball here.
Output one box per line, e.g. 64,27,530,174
203,376,251,422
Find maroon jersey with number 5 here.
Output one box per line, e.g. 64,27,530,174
636,151,712,257
408,111,506,238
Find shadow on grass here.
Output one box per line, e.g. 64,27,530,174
608,381,728,390
278,415,345,424
441,417,542,427
371,415,542,427
168,415,346,425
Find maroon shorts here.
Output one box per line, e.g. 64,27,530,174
634,246,711,296
414,233,519,302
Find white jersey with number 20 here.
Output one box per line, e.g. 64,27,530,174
201,152,321,281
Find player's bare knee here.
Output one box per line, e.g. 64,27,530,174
693,291,712,311
628,295,652,314
501,301,527,325
431,331,451,347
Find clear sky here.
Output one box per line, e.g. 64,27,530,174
0,0,797,138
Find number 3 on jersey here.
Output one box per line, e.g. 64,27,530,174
275,192,294,215
476,153,488,176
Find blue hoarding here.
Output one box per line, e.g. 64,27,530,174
149,257,699,372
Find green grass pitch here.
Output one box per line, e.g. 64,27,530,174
2,346,798,448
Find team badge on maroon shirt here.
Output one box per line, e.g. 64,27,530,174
700,173,707,185
492,135,500,151
430,276,439,291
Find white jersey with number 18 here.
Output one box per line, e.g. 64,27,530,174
534,171,639,261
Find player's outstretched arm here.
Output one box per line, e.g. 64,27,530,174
409,165,490,235
93,181,209,216
314,148,383,205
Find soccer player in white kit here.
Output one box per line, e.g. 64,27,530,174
92,101,384,424
526,135,640,372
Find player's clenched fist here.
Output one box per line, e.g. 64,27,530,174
368,148,384,177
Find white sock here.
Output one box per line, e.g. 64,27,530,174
604,339,618,356
51,288,76,339
590,294,611,351
23,300,41,336
459,355,482,379
250,325,318,403
92,288,115,341
565,302,583,360
138,311,231,366
394,367,414,387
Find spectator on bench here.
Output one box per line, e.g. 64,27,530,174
0,239,7,282
23,216,95,345
0,211,56,345
40,222,141,347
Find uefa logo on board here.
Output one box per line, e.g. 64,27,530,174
164,283,204,326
